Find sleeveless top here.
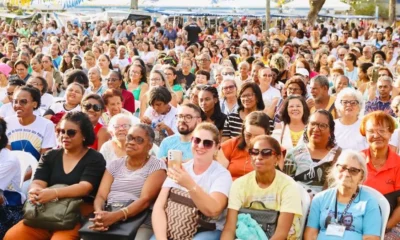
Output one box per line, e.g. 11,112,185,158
89,123,103,150
125,82,144,101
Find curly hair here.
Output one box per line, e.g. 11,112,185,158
61,111,95,147
303,109,336,149
0,117,8,149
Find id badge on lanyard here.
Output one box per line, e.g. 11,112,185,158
326,220,346,237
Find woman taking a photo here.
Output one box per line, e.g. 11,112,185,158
81,94,110,151
283,110,341,197
152,123,232,240
334,88,367,151
221,135,303,240
4,112,106,240
198,85,226,132
100,114,132,163
272,95,309,150
360,111,400,238
219,111,270,180
222,82,266,142
91,124,166,239
305,150,382,240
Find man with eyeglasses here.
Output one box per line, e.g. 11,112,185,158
157,103,202,163
337,47,348,62
365,76,396,117
359,46,373,64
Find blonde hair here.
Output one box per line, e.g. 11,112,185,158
194,122,220,145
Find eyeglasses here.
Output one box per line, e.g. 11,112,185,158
57,128,78,138
287,87,301,92
28,82,43,87
105,77,119,82
16,68,26,72
113,124,131,130
222,85,236,91
83,103,103,112
262,74,273,77
176,114,199,122
222,72,235,76
240,93,255,100
309,121,329,130
338,54,345,57
248,148,276,157
191,137,215,149
340,100,359,106
12,99,29,106
150,78,162,82
365,128,389,136
336,163,362,176
126,134,145,144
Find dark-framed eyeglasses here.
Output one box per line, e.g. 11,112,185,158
309,121,329,130
340,100,359,106
248,148,276,157
12,99,29,106
126,134,145,144
336,163,363,176
176,114,199,122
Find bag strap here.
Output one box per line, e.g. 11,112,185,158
248,201,268,209
168,190,196,208
280,124,286,145
332,147,342,164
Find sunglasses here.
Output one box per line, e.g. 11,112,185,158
12,99,29,106
191,137,215,149
336,163,362,176
105,78,119,82
126,134,145,144
248,148,276,157
83,103,103,112
57,128,78,138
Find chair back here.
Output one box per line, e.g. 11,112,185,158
13,151,38,188
297,182,311,239
361,185,390,240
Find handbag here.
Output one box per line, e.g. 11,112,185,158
0,190,24,239
238,201,280,239
79,201,149,240
165,188,216,240
23,184,83,230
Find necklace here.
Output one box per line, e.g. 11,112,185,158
125,155,150,171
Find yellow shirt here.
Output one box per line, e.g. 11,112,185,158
290,129,304,147
310,96,337,119
228,170,303,240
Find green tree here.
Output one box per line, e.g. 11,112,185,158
353,1,388,18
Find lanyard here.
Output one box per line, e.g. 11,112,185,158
334,188,359,224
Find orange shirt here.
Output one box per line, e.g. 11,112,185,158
222,137,254,180
362,147,400,195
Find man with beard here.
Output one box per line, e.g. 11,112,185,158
157,103,202,162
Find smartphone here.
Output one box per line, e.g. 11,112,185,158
168,150,182,169
371,67,379,83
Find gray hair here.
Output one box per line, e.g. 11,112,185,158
133,123,155,144
378,76,393,86
310,75,330,89
108,113,134,134
238,61,250,69
335,88,364,116
328,150,367,187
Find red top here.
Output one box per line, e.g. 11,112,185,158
121,89,135,113
362,147,400,195
90,123,103,150
222,137,253,180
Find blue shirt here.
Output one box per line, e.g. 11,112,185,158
307,187,382,240
365,96,395,117
157,134,193,161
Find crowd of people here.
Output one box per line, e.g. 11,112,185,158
0,15,399,240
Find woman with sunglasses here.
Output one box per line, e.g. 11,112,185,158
283,110,341,197
44,82,83,120
218,111,270,180
139,70,177,118
359,111,400,238
152,123,232,240
198,85,226,132
26,76,54,115
91,123,166,239
100,114,133,163
81,94,111,151
222,82,266,143
272,95,309,150
221,135,303,240
88,67,107,96
5,112,106,240
305,150,382,240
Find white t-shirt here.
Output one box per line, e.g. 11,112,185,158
241,34,257,43
40,93,54,114
334,119,368,151
45,100,81,116
5,115,56,160
140,51,156,64
143,105,178,134
0,148,22,194
262,86,281,109
0,86,6,102
163,160,232,230
118,58,130,70
389,129,400,150
0,103,41,118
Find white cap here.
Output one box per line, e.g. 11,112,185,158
296,68,309,77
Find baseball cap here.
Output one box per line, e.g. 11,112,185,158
295,68,309,77
0,63,12,77
72,55,82,61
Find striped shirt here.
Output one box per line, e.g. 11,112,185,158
106,155,166,225
222,112,275,138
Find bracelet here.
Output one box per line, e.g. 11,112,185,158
187,185,197,193
120,207,128,221
53,189,59,202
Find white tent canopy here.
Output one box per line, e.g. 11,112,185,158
139,0,278,9
283,0,350,12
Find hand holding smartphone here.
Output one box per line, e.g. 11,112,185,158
168,150,182,169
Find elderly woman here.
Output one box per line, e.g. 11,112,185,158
334,88,367,151
90,124,166,240
283,110,342,197
81,94,110,151
272,95,309,150
152,123,232,240
100,89,139,127
360,111,400,238
304,150,382,240
219,79,238,115
221,136,303,240
100,113,132,163
218,111,270,180
4,112,106,240
88,67,107,95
